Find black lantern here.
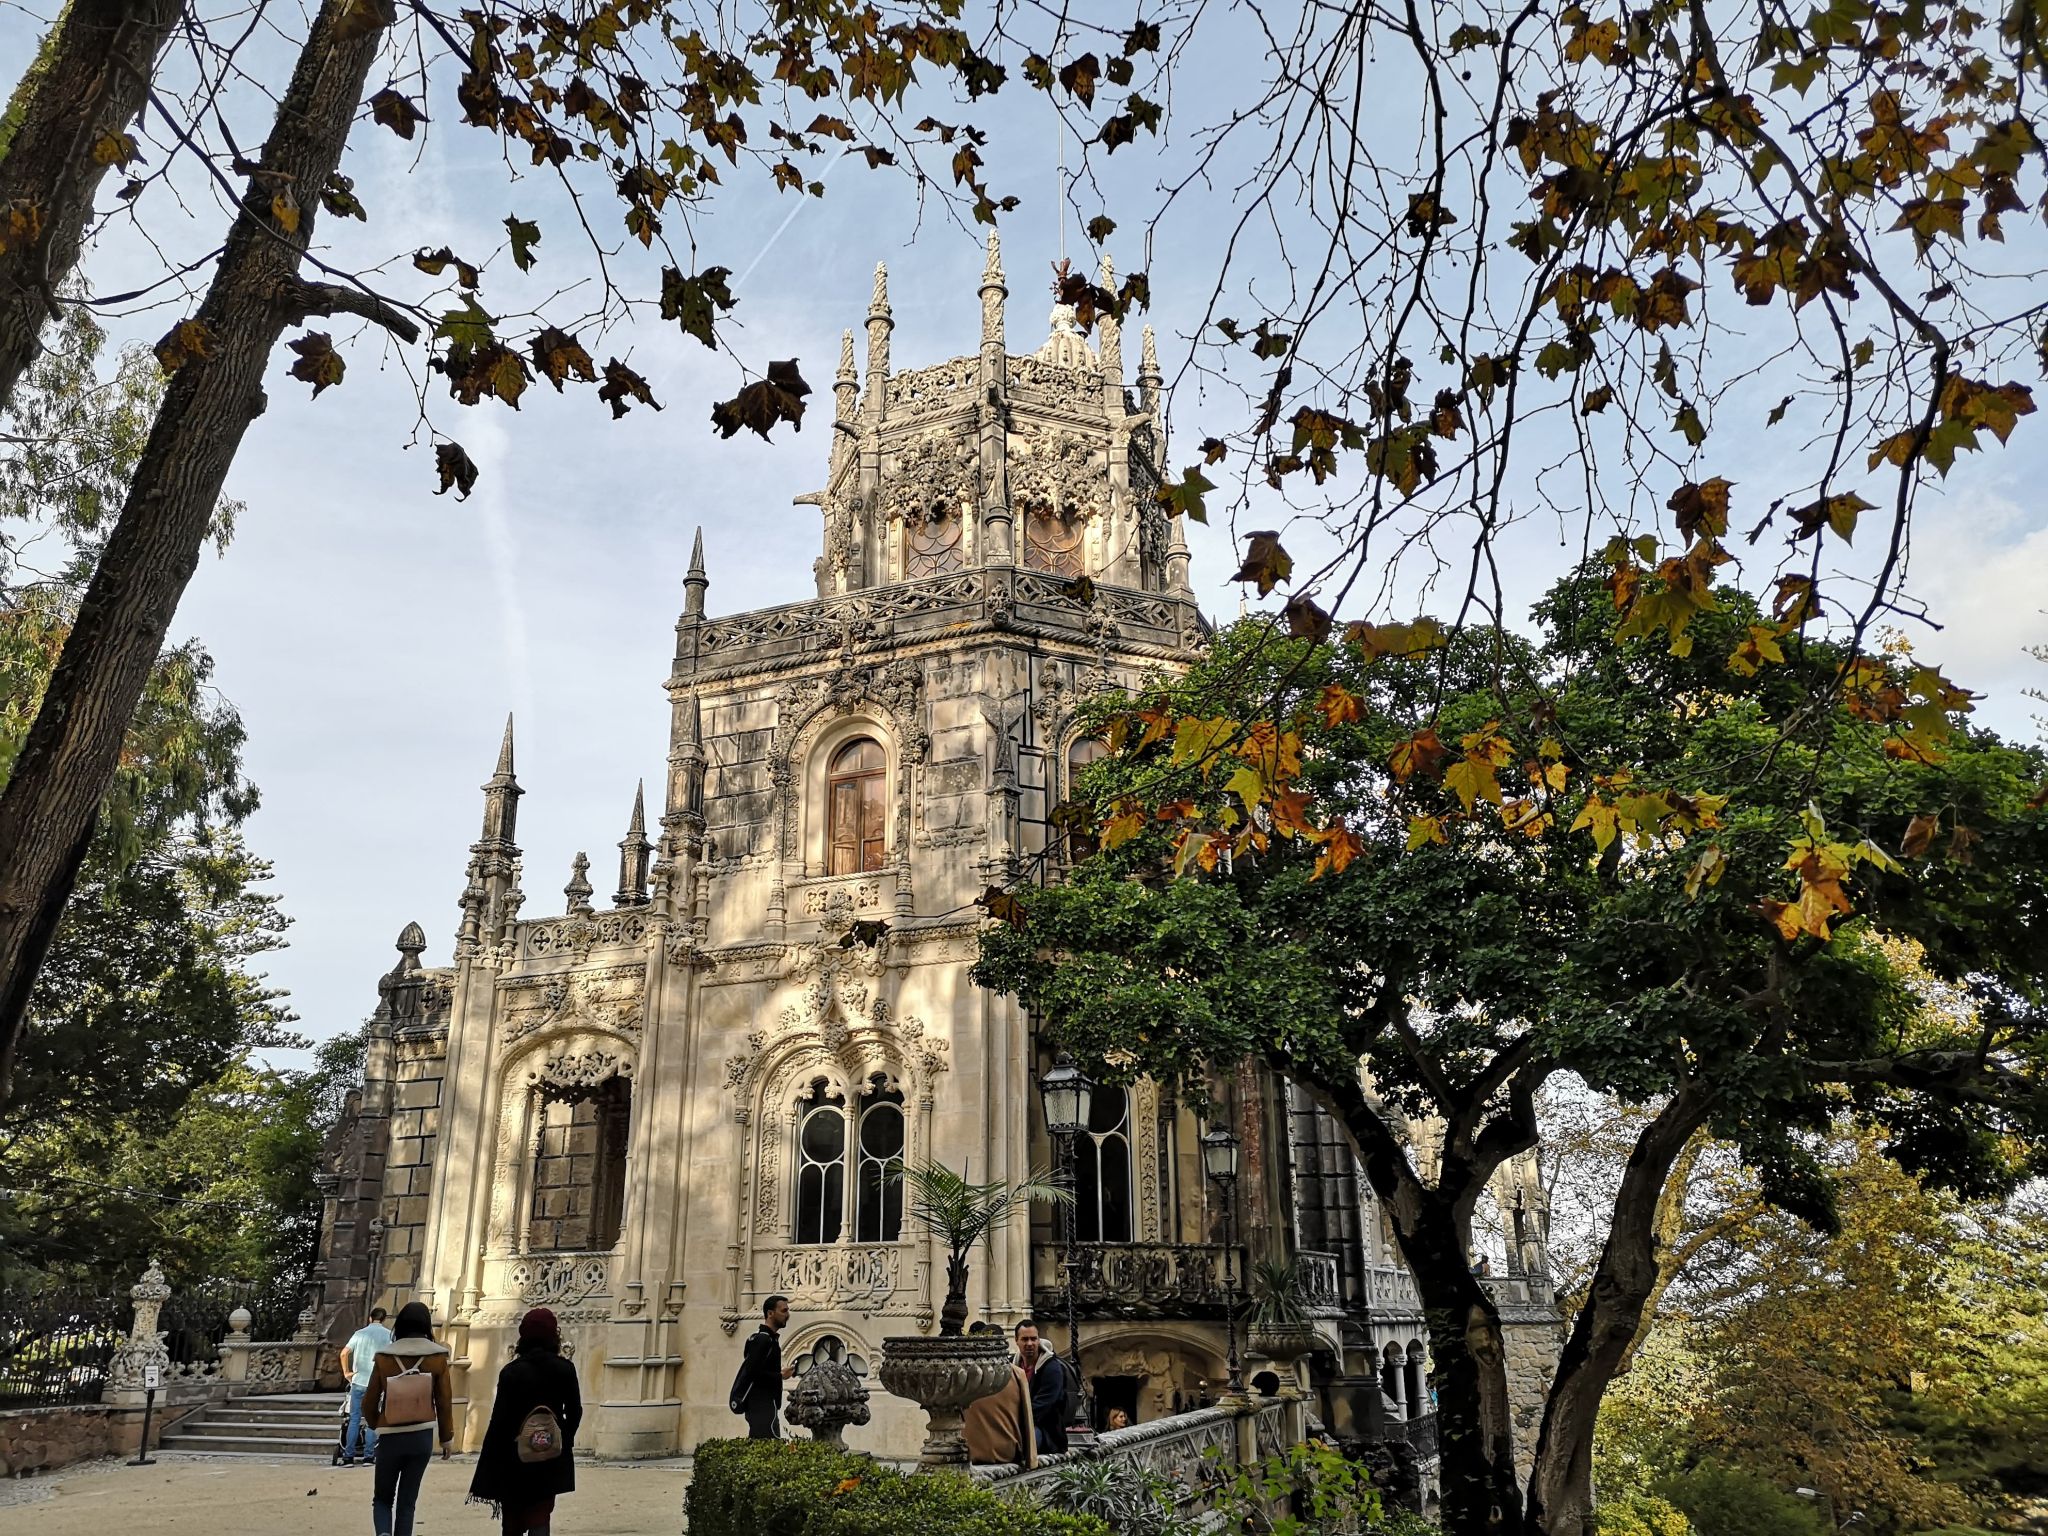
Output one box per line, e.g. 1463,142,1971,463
1201,1123,1241,1185
1039,1053,1094,1138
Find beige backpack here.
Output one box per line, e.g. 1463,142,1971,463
382,1359,434,1424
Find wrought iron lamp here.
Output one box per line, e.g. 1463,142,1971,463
1038,1052,1097,1447
1202,1122,1244,1394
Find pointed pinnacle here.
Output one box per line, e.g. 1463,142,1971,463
688,526,706,580
869,261,890,316
628,779,646,837
837,329,856,379
494,713,516,778
983,230,1004,285
1141,325,1161,377
1099,251,1115,289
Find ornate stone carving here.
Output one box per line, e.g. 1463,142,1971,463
1009,428,1108,522
771,1243,902,1311
499,964,645,1044
524,1047,635,1091
525,909,646,960
876,1332,1016,1468
509,1252,612,1307
885,358,979,421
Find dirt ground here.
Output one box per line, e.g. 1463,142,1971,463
0,1453,691,1534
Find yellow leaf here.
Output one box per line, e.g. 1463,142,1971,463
1224,763,1267,812
1684,844,1727,898
1443,756,1503,811
1571,797,1620,854
1405,815,1447,851
1316,683,1364,727
272,187,300,234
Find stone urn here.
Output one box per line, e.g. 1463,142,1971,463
785,1352,872,1447
876,1332,1014,1468
1250,1322,1319,1365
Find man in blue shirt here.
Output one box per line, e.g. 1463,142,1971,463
338,1306,391,1465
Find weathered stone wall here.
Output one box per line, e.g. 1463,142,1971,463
377,1037,447,1299
0,1405,115,1476
1498,1303,1564,1481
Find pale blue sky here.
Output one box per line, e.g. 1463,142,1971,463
2,1,2043,1052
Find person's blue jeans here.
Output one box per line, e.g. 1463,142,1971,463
371,1429,433,1536
345,1383,378,1461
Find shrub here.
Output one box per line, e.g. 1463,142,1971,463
687,1438,1108,1536
1657,1462,1827,1536
1041,1458,1196,1536
1595,1491,1694,1536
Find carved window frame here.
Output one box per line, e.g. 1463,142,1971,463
801,717,900,878
825,737,887,875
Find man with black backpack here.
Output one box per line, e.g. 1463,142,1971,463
728,1294,794,1438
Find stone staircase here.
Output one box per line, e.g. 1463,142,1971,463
159,1392,345,1458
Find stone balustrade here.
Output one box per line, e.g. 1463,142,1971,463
1030,1241,1249,1319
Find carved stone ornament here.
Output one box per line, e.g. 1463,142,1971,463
500,964,646,1045
876,1332,1016,1468
784,1340,873,1445
882,429,979,526
1008,428,1109,522
525,1047,635,1092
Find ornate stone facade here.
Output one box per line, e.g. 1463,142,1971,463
312,246,1556,1472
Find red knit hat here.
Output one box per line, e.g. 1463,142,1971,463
518,1307,560,1351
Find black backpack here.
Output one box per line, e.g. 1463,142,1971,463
729,1328,771,1415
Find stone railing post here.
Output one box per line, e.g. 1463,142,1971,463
105,1257,172,1397
217,1307,254,1384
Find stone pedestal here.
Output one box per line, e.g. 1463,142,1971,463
876,1333,1012,1468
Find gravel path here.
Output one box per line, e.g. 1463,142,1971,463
2,1453,690,1534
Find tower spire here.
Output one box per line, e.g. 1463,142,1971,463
683,526,708,621
477,714,522,850
615,780,652,907
864,262,893,412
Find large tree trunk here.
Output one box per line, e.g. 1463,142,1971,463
1330,1085,1527,1536
1523,1090,1711,1536
0,0,184,409
0,0,402,1097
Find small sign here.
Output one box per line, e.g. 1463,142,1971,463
142,1364,161,1391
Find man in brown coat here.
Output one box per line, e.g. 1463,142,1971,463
963,1361,1037,1468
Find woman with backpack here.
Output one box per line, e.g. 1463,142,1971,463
363,1301,455,1536
468,1307,582,1536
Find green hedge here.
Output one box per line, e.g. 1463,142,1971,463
687,1439,1109,1536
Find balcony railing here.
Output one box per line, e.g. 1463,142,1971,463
1031,1242,1248,1319
1364,1263,1423,1315
1382,1409,1440,1462
1296,1249,1344,1314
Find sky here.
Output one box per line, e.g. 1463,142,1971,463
3,2,2045,1056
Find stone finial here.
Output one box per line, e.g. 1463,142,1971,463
615,781,652,907
983,230,1004,286
837,328,856,382
868,261,890,318
1098,251,1115,289
784,1352,872,1446
683,526,708,621
1141,325,1162,383
565,852,594,914
493,713,515,778
397,921,427,958
1166,504,1193,594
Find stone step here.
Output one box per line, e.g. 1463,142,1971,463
178,1418,339,1439
157,1432,337,1457
206,1407,343,1423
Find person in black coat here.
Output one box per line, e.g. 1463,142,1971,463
1016,1319,1071,1455
469,1307,582,1536
729,1294,793,1438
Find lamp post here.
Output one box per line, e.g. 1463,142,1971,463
1202,1122,1243,1396
1039,1052,1097,1447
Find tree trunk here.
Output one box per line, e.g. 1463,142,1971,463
0,0,184,409
1523,1090,1711,1536
0,0,395,1098
1330,1085,1527,1536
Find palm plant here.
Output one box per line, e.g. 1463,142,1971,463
1248,1257,1311,1331
894,1159,1069,1336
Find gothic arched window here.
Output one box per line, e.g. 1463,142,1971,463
794,1083,847,1245
1064,737,1110,861
1023,505,1086,578
904,507,964,577
1074,1083,1134,1242
854,1081,905,1242
827,738,887,875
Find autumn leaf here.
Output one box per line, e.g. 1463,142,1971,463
1346,617,1447,661
153,318,215,374
831,1476,862,1495
660,265,736,349
530,327,596,390
1316,684,1364,727
371,88,427,139
1086,216,1117,243
1389,728,1448,784
1100,804,1146,851
1283,594,1331,642
1057,53,1101,107
434,440,479,499
286,331,345,397
709,358,810,439
1157,465,1216,522
1310,818,1365,879
1444,755,1504,811
1405,815,1447,851
494,216,538,274
91,131,140,167
270,187,300,234
413,246,480,289
600,358,663,419
1667,477,1733,540
1789,491,1875,543
1683,843,1728,897
1232,532,1292,596
1900,812,1940,859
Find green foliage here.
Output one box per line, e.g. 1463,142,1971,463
684,1437,1106,1536
1210,1440,1386,1536
1655,1463,1826,1536
1246,1257,1311,1330
894,1159,1067,1333
1593,1492,1692,1536
1041,1458,1193,1536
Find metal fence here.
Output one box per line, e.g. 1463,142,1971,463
0,1290,126,1409
159,1278,306,1365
